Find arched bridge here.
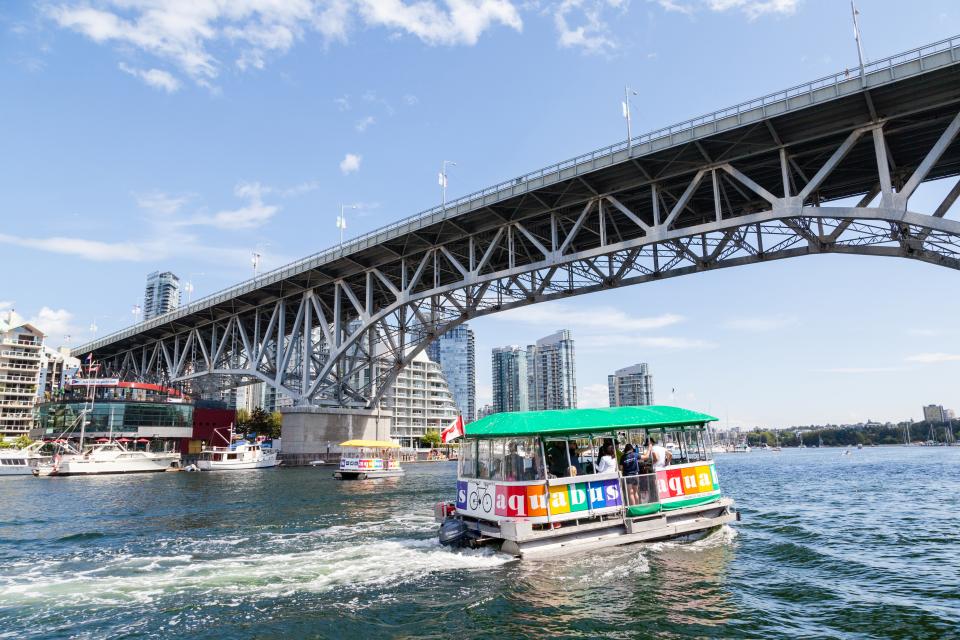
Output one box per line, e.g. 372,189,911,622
76,36,960,408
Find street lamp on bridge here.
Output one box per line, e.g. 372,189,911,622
440,160,456,210
337,203,357,247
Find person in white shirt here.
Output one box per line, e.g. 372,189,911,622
644,436,672,470
595,443,617,474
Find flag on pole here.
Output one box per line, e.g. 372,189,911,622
621,101,628,119
438,171,447,188
441,414,465,444
336,215,346,229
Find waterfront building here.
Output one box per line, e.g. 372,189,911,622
143,271,181,320
526,330,577,411
426,324,476,422
477,404,495,420
385,351,458,449
38,345,81,401
923,404,947,422
0,311,44,439
34,381,193,447
492,346,529,413
608,363,654,407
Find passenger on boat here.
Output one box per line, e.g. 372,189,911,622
547,443,568,478
505,442,525,481
647,436,671,470
621,444,641,505
568,441,581,475
595,443,616,474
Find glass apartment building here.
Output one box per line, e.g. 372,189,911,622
491,346,529,414
143,271,181,320
426,324,476,422
608,363,654,407
526,330,577,411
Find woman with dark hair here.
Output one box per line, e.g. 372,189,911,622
595,442,616,474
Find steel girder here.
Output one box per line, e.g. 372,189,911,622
97,110,960,408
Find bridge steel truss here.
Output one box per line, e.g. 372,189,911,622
89,50,960,408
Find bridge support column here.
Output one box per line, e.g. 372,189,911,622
279,406,393,466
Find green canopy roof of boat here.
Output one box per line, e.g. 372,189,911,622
464,405,717,439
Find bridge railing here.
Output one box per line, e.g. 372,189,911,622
75,34,960,355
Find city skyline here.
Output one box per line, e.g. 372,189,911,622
2,2,959,428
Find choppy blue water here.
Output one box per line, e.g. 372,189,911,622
1,447,958,639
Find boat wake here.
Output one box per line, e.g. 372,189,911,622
0,513,510,612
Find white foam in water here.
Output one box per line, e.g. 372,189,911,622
0,534,511,608
646,524,738,553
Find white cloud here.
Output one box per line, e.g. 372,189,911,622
280,180,320,197
28,307,75,340
356,0,522,45
705,0,798,19
0,233,145,261
177,182,279,229
723,314,798,332
136,191,189,215
403,94,419,106
499,304,683,332
816,367,902,374
906,353,960,364
579,383,609,408
47,0,523,88
340,153,362,174
554,0,619,54
652,0,798,18
906,328,939,337
335,95,351,111
117,62,180,92
0,301,13,311
354,115,376,132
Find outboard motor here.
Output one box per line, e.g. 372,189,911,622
438,517,470,547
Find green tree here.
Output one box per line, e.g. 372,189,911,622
235,408,251,431
421,430,441,449
13,434,32,449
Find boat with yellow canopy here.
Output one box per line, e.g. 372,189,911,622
333,439,405,480
435,405,738,558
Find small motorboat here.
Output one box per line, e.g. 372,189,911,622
309,460,328,466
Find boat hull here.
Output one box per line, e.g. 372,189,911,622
39,455,179,476
457,497,736,559
334,469,405,480
196,457,279,471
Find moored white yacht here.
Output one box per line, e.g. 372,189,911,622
34,441,179,476
196,427,279,470
0,443,51,476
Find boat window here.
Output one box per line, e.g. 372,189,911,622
544,438,572,478
499,437,543,481
458,440,476,478
477,440,492,479
227,453,238,460
489,440,506,480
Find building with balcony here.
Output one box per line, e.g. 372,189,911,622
526,330,577,411
385,351,458,449
0,311,44,440
143,271,181,320
608,363,655,407
426,324,476,422
492,345,528,414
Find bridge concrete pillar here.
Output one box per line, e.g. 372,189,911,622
278,406,393,466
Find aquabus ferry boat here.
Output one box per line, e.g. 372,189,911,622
436,406,737,559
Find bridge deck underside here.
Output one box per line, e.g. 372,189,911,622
83,60,960,406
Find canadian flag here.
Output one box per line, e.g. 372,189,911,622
441,414,465,444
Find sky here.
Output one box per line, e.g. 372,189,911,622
1,0,958,429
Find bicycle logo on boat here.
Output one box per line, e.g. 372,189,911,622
469,482,494,513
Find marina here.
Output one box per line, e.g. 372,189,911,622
0,446,956,639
